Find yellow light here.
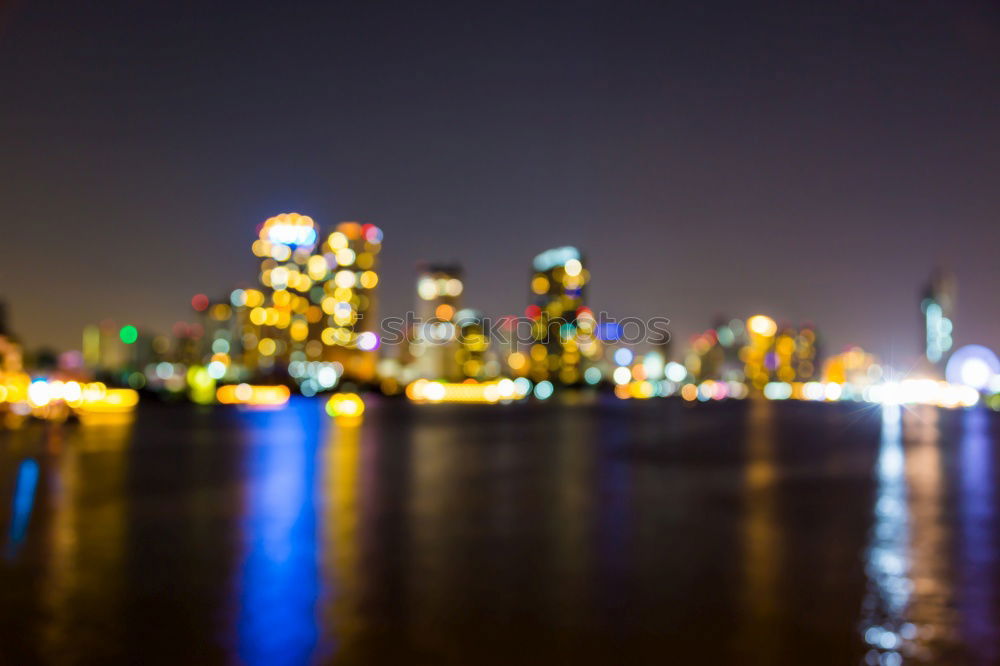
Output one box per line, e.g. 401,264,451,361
531,275,549,294
211,303,231,321
77,388,140,413
245,289,264,307
328,231,348,250
290,321,309,341
258,338,276,356
507,352,527,372
405,379,522,404
326,392,365,423
307,255,329,280
216,384,290,406
747,315,778,337
359,270,379,289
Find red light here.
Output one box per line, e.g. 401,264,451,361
525,305,541,319
191,294,209,312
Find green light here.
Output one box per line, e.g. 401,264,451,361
119,325,138,344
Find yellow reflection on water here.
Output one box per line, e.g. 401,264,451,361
322,419,363,649
740,398,781,658
41,419,132,661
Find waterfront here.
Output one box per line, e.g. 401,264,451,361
1,399,998,665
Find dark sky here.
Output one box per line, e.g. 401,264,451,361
2,0,998,363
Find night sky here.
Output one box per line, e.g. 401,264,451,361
2,0,998,362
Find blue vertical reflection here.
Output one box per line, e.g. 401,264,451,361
5,458,39,559
237,399,322,666
958,408,998,663
860,404,915,665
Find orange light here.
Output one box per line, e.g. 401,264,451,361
435,304,455,321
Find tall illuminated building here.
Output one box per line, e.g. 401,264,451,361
920,268,955,369
454,309,490,380
743,314,777,390
251,213,321,373
526,246,600,385
409,263,463,381
318,222,383,382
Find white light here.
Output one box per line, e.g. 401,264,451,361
665,362,687,382
424,382,446,402
564,258,582,277
802,382,824,401
417,277,438,300
207,361,227,379
642,351,665,380
824,383,843,401
497,378,515,400
27,381,51,407
612,366,632,385
763,382,792,400
268,224,316,247
317,366,339,388
958,359,990,390
357,331,379,351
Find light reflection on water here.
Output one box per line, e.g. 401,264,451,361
958,408,998,665
235,398,322,665
860,404,914,665
3,400,997,663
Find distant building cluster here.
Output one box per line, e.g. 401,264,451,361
3,214,997,417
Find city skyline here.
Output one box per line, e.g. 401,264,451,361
3,1,999,359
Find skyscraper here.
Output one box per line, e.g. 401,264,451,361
526,246,600,384
920,268,956,369
318,222,383,382
409,263,463,381
251,213,321,372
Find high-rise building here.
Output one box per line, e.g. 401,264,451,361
526,246,600,384
251,213,321,373
920,268,956,369
318,222,383,382
409,263,463,380
454,308,490,380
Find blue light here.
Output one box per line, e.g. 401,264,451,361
532,246,580,272
237,399,321,665
597,322,622,342
6,459,39,559
613,348,633,366
533,380,554,400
